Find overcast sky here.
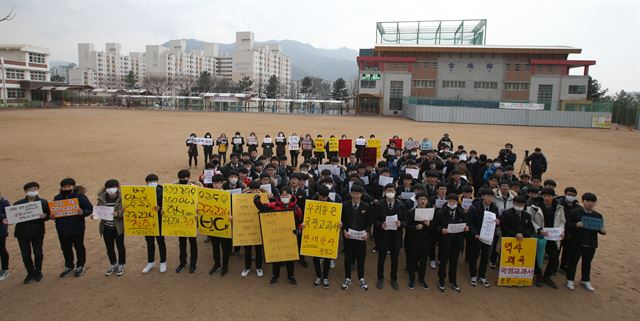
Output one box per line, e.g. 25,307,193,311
0,0,638,92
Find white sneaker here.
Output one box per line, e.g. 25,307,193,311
159,262,167,273
566,280,575,290
430,261,437,269
581,281,594,292
0,270,9,281
256,269,264,278
241,269,251,277
105,264,117,276
142,262,155,274
330,260,336,269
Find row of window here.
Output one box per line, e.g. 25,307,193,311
4,69,48,81
28,53,45,64
362,79,586,95
7,88,25,99
506,64,555,72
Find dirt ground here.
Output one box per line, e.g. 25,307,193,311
0,107,638,321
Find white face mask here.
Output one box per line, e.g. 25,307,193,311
281,197,291,204
301,170,308,174
148,182,158,187
229,178,238,184
106,188,118,195
411,152,417,156
469,158,477,164
385,192,396,199
565,195,576,202
447,203,457,210
494,163,501,167
324,184,333,190
26,190,39,198
514,206,525,212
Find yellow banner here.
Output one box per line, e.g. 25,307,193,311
367,138,381,158
498,237,537,286
121,186,159,236
260,211,300,263
314,138,325,153
232,193,268,246
161,184,198,237
328,137,339,152
197,187,231,238
301,200,342,259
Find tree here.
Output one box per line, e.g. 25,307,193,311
175,74,197,96
0,7,15,22
331,77,349,101
238,76,253,93
300,76,312,94
195,71,214,93
265,75,279,99
587,76,608,100
51,74,65,82
611,90,639,125
124,71,138,89
143,74,169,96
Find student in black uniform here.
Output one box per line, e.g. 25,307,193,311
404,192,432,289
203,132,214,164
0,191,8,281
186,133,198,168
434,193,468,292
500,196,536,239
262,134,274,159
175,169,201,274
13,182,50,284
231,131,244,155
209,175,232,277
306,185,338,288
556,186,581,273
97,179,126,277
374,184,407,291
467,188,499,287
240,182,265,279
340,185,371,291
142,174,167,274
275,131,287,158
314,134,325,162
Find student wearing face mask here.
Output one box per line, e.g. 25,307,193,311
208,175,232,277
305,185,339,288
231,131,244,155
12,182,50,284
288,132,301,168
186,133,199,169
275,131,287,158
500,196,536,239
531,188,566,289
556,187,581,273
433,193,469,293
247,132,259,153
97,179,126,277
0,190,10,281
404,193,433,290
261,134,274,158
467,188,499,287
175,170,202,274
141,174,167,274
54,178,94,278
203,132,214,164
341,185,372,291
373,184,407,291
216,133,229,164
222,171,246,191
300,134,314,161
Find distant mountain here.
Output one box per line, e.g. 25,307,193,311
161,39,357,81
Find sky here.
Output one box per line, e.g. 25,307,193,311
0,0,638,92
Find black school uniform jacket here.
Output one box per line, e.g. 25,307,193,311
565,208,604,248
52,187,94,236
467,202,499,237
341,200,372,235
13,197,50,239
434,206,467,246
405,207,434,248
499,208,535,238
373,198,408,249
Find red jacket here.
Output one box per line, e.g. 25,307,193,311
255,195,304,230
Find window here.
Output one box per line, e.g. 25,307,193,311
5,69,24,79
28,53,45,64
7,88,25,99
515,64,521,72
506,64,511,71
413,80,436,88
360,80,376,89
537,84,553,110
547,65,554,72
473,81,498,89
525,64,530,72
504,82,530,91
442,80,466,89
389,81,404,111
31,71,46,81
432,62,438,69
536,65,543,72
568,85,586,94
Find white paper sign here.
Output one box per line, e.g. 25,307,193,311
317,164,336,175
229,188,242,195
361,176,369,185
328,192,336,201
260,184,272,195
479,211,496,245
414,208,434,221
232,137,242,145
458,153,467,161
378,175,394,187
263,137,272,144
462,198,473,209
203,169,214,184
400,192,415,200
406,168,419,179
93,206,114,221
189,137,213,146
5,201,43,224
447,223,466,234
384,215,398,231
247,136,258,145
543,227,564,241
355,138,366,146
288,136,300,150
387,149,396,156
348,229,365,241
435,199,447,208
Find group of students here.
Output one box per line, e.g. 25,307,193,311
0,132,604,294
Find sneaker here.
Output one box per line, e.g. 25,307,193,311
489,262,497,269
359,278,368,290
34,272,43,282
480,278,491,288
60,267,73,278
376,279,384,289
371,247,377,254
116,265,125,276
543,276,558,289
241,269,251,278
330,260,336,269
298,259,308,268
269,277,278,287
470,277,478,287
221,269,228,277
74,266,86,277
342,277,352,290
175,264,185,273
438,282,446,292
142,262,155,274
0,270,8,281
189,265,197,274
322,278,330,289
23,275,34,284
313,277,321,288
256,269,264,278
450,283,461,293
534,275,543,287
287,277,298,286
430,261,437,270
566,280,575,290
581,281,594,292
391,280,399,291
420,281,429,289
105,264,117,276
209,266,221,276
408,280,415,290
159,262,167,273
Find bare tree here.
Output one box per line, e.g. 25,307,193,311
0,7,15,22
143,74,169,96
174,74,197,96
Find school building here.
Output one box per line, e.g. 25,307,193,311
355,19,600,123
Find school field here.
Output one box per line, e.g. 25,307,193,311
0,107,638,321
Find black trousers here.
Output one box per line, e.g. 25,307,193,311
18,236,44,276
469,238,491,279
0,237,9,270
244,245,263,269
314,152,325,163
377,246,400,281
566,244,596,282
211,237,231,271
490,233,500,265
204,150,213,164
438,237,461,284
103,227,126,265
290,151,299,168
188,154,198,167
543,241,560,277
407,240,431,283
218,152,227,164
559,239,569,270
313,257,331,279
58,232,86,269
272,261,294,278
344,239,366,279
145,235,166,263
178,237,198,267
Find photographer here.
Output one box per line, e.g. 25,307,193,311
498,143,517,168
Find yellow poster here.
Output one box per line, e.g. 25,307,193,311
161,184,198,237
197,187,231,238
314,138,325,153
260,211,300,263
328,137,339,152
591,114,612,129
232,193,268,246
498,237,537,287
367,138,381,158
121,186,160,236
300,200,342,259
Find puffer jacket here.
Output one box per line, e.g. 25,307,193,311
529,201,566,248
97,190,125,236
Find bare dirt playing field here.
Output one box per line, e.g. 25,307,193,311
0,108,638,321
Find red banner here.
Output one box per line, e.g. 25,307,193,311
361,147,377,166
338,139,352,158
389,138,403,149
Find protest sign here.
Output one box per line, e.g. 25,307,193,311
5,202,43,224
300,200,342,259
121,186,160,236
48,199,80,219
197,187,231,238
498,237,537,286
338,139,352,158
260,211,300,263
232,193,268,246
161,184,197,237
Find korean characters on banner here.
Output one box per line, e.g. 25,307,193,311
48,199,80,219
231,193,268,247
498,237,537,287
197,187,231,238
300,200,342,259
259,211,300,263
121,186,160,236
161,184,198,237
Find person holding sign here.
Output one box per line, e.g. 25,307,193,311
531,188,566,289
186,133,199,169
231,131,245,155
203,132,214,164
247,132,259,153
174,170,202,274
340,185,372,291
207,175,232,277
0,191,10,281
354,135,366,163
304,185,340,288
142,174,167,274
288,133,300,168
301,134,314,161
374,184,407,291
433,193,468,293
53,178,94,278
261,134,274,159
97,179,126,277
404,193,433,290
216,133,229,164
467,188,499,287
12,182,50,283
565,192,605,292
239,182,266,278
275,131,287,158
499,196,536,240
314,134,326,163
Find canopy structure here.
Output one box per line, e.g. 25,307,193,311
376,19,487,45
